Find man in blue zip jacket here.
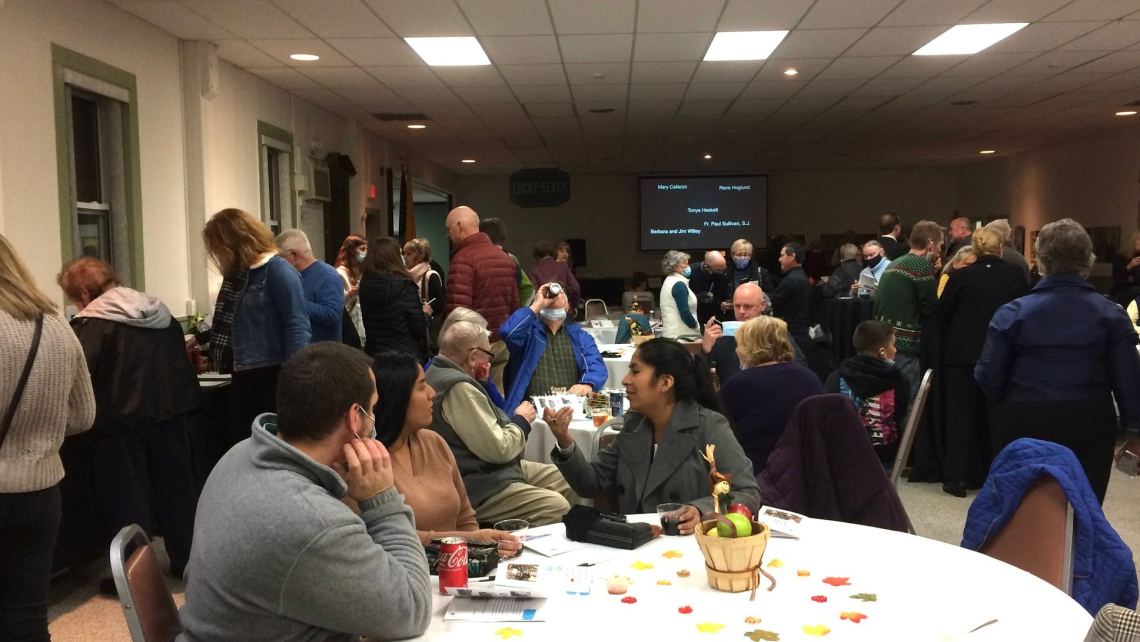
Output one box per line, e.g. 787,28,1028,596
500,282,607,410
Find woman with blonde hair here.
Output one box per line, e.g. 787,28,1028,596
726,238,776,293
402,238,445,322
0,235,95,639
717,316,823,472
335,234,368,347
197,208,310,446
938,245,977,297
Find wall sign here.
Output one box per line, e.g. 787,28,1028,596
509,168,571,208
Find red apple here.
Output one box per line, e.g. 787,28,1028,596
727,503,753,521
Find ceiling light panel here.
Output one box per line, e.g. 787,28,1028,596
913,23,1029,56
404,37,491,66
703,31,790,62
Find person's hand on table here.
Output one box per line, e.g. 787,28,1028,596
675,504,701,536
543,406,575,449
515,401,537,423
340,438,394,503
472,529,523,558
568,383,593,396
702,319,723,354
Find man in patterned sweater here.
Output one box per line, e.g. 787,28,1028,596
873,220,943,399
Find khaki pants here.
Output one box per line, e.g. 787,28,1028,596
475,460,579,527
489,339,509,396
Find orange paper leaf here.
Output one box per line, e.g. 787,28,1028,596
822,577,851,586
802,624,831,637
840,612,867,623
662,550,684,559
797,570,810,577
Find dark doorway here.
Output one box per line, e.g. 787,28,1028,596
323,153,356,264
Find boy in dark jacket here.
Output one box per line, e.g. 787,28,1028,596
824,320,910,468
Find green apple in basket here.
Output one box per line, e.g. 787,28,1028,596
716,513,753,538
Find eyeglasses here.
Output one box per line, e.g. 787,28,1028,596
470,347,495,359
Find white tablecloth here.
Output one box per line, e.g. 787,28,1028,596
411,515,1091,642
597,344,634,389
583,326,619,346
522,417,604,465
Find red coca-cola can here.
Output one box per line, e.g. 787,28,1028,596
438,537,468,595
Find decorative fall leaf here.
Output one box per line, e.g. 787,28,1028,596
621,596,638,604
662,550,684,559
678,606,693,614
744,630,780,641
766,559,784,569
744,616,762,624
802,624,831,637
494,628,523,640
631,561,654,570
811,595,828,603
822,577,850,587
677,570,691,577
797,570,810,577
850,593,877,602
840,612,867,623
697,623,725,634
657,580,672,586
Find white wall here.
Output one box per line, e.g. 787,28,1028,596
455,169,960,280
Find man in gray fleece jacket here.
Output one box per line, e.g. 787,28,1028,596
177,343,432,641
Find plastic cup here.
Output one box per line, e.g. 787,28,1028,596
657,503,684,536
494,519,529,533
591,409,609,428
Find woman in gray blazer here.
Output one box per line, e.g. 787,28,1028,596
547,339,761,535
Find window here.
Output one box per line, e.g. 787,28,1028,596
258,122,295,234
265,146,284,234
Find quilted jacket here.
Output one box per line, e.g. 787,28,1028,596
961,438,1138,616
756,394,910,532
445,233,518,342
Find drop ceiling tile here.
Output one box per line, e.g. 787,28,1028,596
799,0,906,29
327,38,424,66
628,83,689,100
533,117,580,129
570,84,629,102
968,73,1049,93
881,0,988,26
875,92,946,109
480,36,563,65
472,103,530,119
559,34,634,63
830,94,896,110
816,56,901,80
432,66,507,87
754,58,833,81
940,52,1039,77
362,0,473,36
249,39,355,67
1072,50,1140,75
292,88,355,109
272,0,395,38
565,63,631,85
985,21,1106,54
512,85,573,102
771,29,867,59
633,33,713,62
849,76,925,96
739,79,807,99
451,85,519,103
548,0,636,34
631,62,698,83
1058,20,1140,51
683,82,748,100
117,1,237,39
977,92,1053,108
795,78,866,97
499,65,567,86
908,75,989,95
718,0,814,30
214,40,285,67
846,26,949,57
690,61,764,83
456,0,553,35
1078,70,1140,93
396,87,466,105
298,66,384,88
363,66,444,88
726,98,785,115
525,102,577,117
1030,72,1114,92
627,100,682,115
637,0,724,33
248,67,322,89
181,0,311,38
335,87,411,109
422,103,477,118
1042,0,1140,22
1006,50,1102,75
877,55,964,78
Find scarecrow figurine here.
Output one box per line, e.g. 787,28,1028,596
701,444,734,513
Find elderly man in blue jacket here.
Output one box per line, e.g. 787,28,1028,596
500,282,608,410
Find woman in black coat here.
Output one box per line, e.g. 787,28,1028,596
359,237,427,360
937,227,1028,497
727,238,776,294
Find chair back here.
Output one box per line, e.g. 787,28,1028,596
590,416,623,461
111,525,183,642
980,476,1075,595
890,368,933,492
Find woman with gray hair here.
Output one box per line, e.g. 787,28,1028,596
659,250,699,338
975,219,1140,503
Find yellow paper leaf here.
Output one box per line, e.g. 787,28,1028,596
657,580,672,585
802,624,831,637
662,550,684,559
797,570,810,577
766,559,784,569
631,561,654,570
494,627,523,640
696,622,725,634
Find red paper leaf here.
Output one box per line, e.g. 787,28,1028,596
822,577,851,587
679,606,693,614
811,595,828,603
621,596,637,604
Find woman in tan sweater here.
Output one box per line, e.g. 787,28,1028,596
371,350,521,557
0,235,95,639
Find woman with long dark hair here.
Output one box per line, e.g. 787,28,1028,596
547,338,760,535
335,235,368,347
371,351,520,556
359,237,427,359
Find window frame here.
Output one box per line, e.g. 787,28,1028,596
257,121,296,233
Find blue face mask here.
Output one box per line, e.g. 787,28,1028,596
734,258,750,270
539,308,567,322
358,252,367,261
681,267,692,278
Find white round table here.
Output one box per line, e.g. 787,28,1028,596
409,515,1091,642
522,417,606,465
597,344,634,389
583,326,619,346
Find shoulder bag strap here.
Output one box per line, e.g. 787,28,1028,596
0,314,44,450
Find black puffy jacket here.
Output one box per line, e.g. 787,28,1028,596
359,271,427,359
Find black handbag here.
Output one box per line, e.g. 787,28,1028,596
0,314,44,450
562,505,654,550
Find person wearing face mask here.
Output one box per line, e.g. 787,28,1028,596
500,283,608,410
659,250,699,339
424,321,576,526
872,220,944,406
853,240,889,294
335,234,368,348
824,320,910,469
726,238,776,294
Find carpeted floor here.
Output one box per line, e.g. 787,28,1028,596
46,468,1140,641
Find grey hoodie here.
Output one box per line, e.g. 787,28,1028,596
76,286,172,329
177,414,432,642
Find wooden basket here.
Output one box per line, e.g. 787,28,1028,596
694,517,773,597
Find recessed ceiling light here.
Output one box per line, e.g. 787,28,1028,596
783,68,798,76
404,37,490,66
407,124,427,129
461,159,476,163
1116,110,1138,116
979,150,996,154
290,54,320,61
703,154,713,160
913,23,1028,56
703,31,789,62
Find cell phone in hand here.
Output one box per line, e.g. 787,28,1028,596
1116,450,1140,477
